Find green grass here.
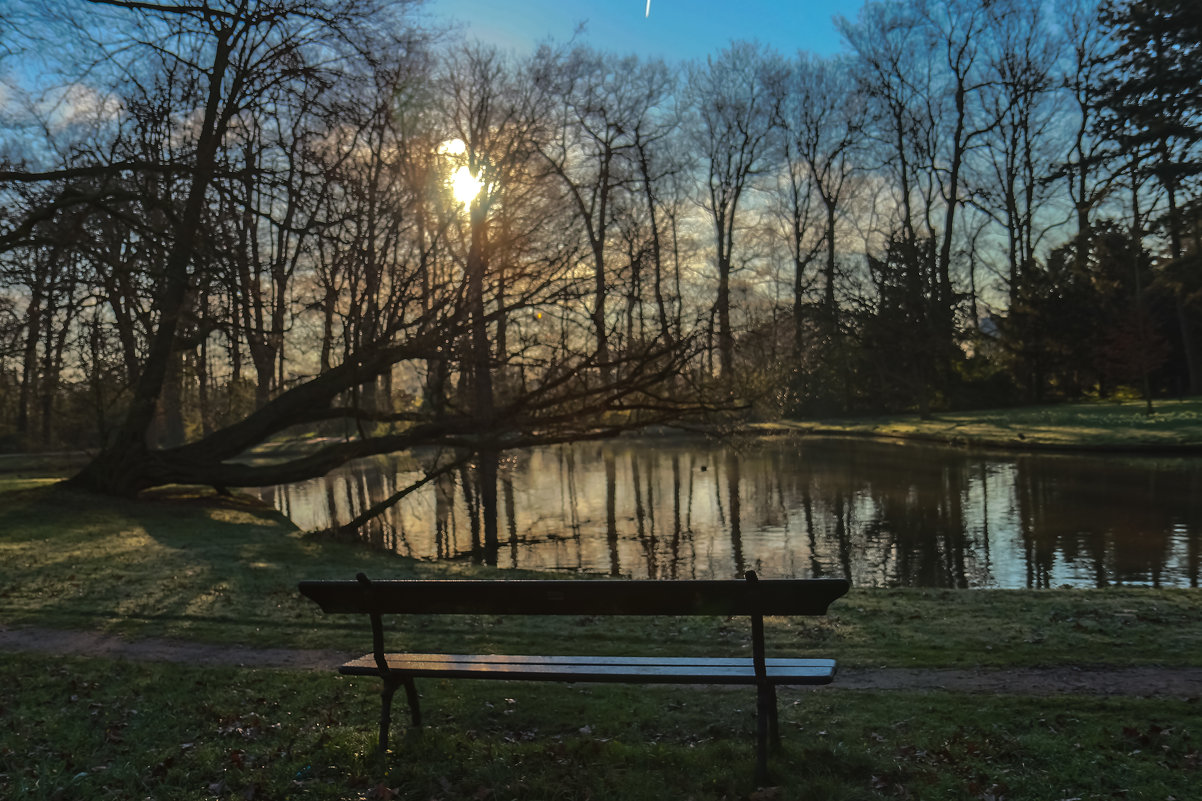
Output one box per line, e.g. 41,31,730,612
760,398,1202,450
3,480,1202,799
3,653,1199,801
0,483,515,651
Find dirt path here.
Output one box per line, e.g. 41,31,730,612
4,625,1201,697
834,666,1202,697
0,626,345,670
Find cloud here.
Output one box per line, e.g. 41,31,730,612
0,77,123,132
42,82,124,130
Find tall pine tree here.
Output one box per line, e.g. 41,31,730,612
1098,0,1202,391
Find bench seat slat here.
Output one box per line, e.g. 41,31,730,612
338,653,837,685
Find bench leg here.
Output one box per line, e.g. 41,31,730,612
402,676,421,727
755,683,774,785
377,676,422,756
766,684,780,750
378,677,400,755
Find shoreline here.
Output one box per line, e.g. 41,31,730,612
5,399,1202,477
742,422,1202,456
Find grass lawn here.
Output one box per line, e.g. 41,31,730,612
2,475,1201,799
5,651,1199,801
757,398,1202,450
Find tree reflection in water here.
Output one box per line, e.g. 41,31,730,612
256,438,1202,588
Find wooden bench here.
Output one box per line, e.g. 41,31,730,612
298,570,849,783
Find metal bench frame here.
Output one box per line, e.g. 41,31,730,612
299,570,849,784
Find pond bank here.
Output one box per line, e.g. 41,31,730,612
5,399,1202,479
747,397,1202,454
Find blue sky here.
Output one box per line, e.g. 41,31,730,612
425,0,866,62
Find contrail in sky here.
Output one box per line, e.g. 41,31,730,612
646,0,650,17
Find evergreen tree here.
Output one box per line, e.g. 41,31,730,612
1099,0,1201,241
1097,0,1202,390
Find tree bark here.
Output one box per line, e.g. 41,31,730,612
69,24,236,495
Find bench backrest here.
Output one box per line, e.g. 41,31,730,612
299,572,850,618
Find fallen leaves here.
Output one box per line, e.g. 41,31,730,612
365,783,396,800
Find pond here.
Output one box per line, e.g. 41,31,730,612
254,437,1202,588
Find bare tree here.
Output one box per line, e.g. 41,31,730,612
1054,0,1117,273
974,0,1064,304
534,47,675,381
628,83,684,347
776,53,862,357
27,0,414,492
0,2,714,496
686,41,785,380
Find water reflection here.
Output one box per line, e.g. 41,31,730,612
255,437,1202,588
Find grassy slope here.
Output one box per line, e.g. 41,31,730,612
3,482,1201,666
3,464,1202,799
756,398,1202,450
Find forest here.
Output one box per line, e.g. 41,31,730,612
0,0,1199,495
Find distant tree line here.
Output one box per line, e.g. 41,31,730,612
0,0,1199,494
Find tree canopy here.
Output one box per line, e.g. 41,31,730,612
0,0,1200,500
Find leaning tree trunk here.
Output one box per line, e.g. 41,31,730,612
68,30,235,496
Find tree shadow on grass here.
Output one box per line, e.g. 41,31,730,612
0,484,427,647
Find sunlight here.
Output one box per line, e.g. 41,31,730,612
450,164,483,205
439,139,483,205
